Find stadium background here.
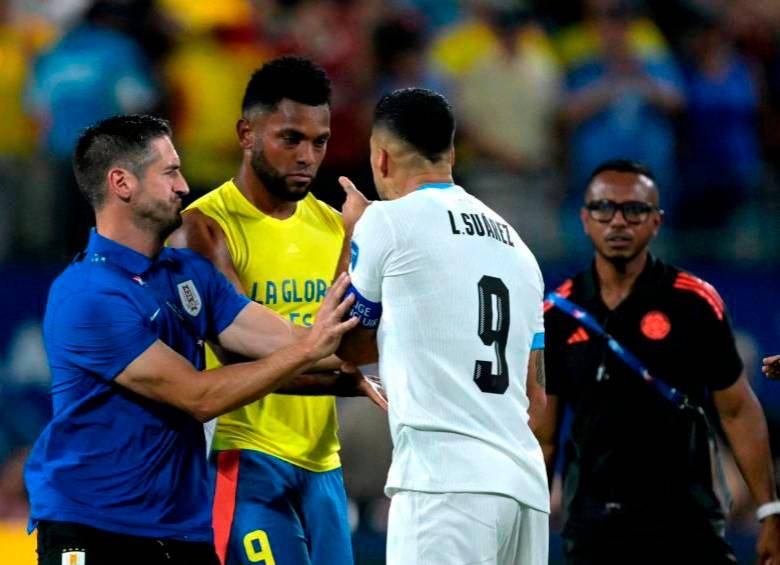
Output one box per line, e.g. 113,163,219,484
1,0,779,562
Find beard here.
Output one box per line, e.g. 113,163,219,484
250,147,310,202
132,197,183,241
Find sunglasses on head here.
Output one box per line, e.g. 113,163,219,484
585,199,662,224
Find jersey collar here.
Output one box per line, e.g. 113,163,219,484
581,253,662,308
85,228,175,274
416,182,456,191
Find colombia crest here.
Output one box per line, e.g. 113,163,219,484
640,311,671,340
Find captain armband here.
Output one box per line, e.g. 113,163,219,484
344,284,382,329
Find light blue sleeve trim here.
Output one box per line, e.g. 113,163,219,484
531,332,545,350
345,284,382,329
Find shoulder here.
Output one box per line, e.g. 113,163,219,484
668,266,726,321
303,194,345,234
543,278,575,314
185,181,233,216
162,247,217,274
46,266,140,326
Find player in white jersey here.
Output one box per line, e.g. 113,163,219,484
337,88,549,565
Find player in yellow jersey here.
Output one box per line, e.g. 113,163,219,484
169,57,382,565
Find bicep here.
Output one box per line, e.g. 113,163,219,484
115,339,201,412
216,301,297,359
170,210,244,293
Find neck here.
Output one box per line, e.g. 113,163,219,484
95,211,163,258
595,250,648,309
397,170,454,197
235,160,298,219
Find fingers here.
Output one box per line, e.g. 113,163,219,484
339,176,357,194
762,355,780,365
333,293,356,320
336,315,360,334
321,272,351,311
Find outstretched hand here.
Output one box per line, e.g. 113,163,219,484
336,363,388,411
339,176,371,233
305,273,359,360
762,355,780,379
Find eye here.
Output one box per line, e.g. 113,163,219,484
282,133,303,145
313,136,329,148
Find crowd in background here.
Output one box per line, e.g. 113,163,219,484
1,0,780,262
1,0,780,561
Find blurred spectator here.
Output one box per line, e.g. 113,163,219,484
372,14,448,97
26,0,161,257
428,0,517,80
282,0,379,205
456,7,564,254
459,8,560,175
0,0,55,262
402,0,462,31
559,0,683,202
163,1,274,194
676,11,762,248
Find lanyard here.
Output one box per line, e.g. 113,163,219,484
545,292,688,407
546,291,732,515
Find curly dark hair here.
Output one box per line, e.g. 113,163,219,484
242,56,331,114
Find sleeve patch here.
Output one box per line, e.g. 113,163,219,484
350,240,359,271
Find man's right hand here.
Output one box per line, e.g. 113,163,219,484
339,176,371,234
304,272,359,361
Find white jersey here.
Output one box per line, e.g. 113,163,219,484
349,183,549,513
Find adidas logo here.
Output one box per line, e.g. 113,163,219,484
567,327,589,345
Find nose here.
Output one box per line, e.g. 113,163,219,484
609,208,628,227
174,173,190,197
296,142,316,167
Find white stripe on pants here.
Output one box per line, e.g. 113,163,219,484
387,491,548,565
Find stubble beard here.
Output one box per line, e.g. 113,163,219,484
250,147,310,202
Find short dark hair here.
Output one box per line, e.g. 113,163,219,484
242,56,331,114
374,88,455,163
587,159,656,186
73,114,171,209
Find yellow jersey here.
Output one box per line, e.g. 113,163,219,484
185,179,344,471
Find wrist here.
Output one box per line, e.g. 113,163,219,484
757,500,780,522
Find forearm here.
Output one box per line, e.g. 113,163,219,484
721,396,777,505
195,343,317,421
276,371,361,396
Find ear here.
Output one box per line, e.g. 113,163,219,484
379,148,390,179
651,209,663,236
107,167,135,202
580,206,590,236
237,117,254,151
